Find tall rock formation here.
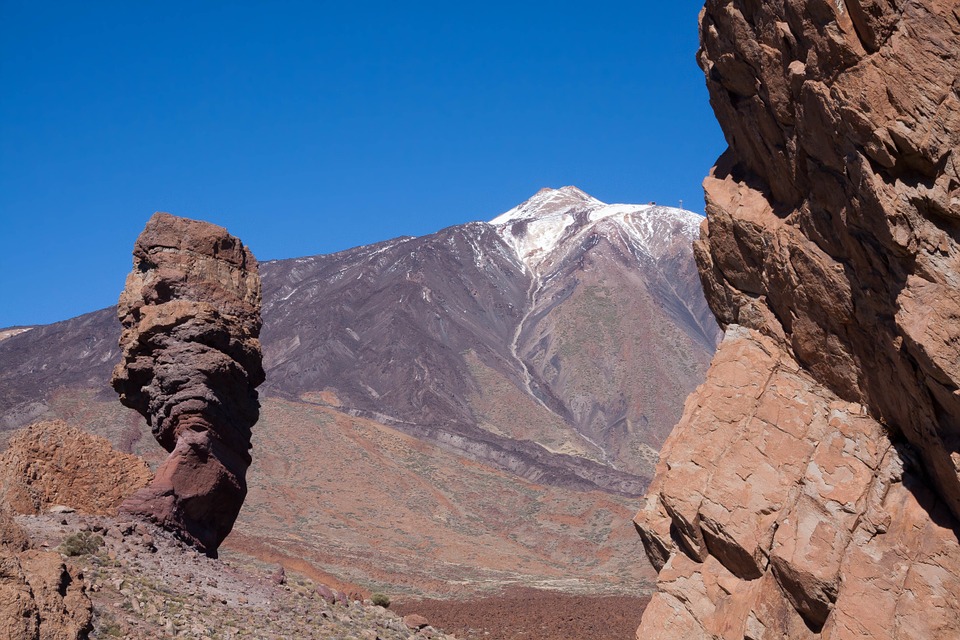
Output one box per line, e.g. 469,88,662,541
112,212,264,556
636,1,960,638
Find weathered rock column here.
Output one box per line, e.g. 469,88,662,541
113,212,264,555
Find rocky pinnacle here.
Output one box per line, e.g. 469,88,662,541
112,212,264,556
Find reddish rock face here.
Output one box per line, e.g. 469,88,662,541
0,508,93,640
112,212,263,555
0,420,151,516
637,1,960,637
0,547,93,640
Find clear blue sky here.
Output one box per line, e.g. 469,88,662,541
0,1,726,327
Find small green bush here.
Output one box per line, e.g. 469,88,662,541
58,531,104,556
371,593,391,608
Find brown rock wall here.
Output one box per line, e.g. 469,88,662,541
637,1,960,636
113,212,263,555
0,504,29,552
696,0,960,512
637,328,960,638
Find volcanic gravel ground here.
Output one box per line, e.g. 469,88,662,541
394,587,650,640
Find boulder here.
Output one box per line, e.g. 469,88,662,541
0,547,92,640
316,584,337,604
403,614,430,630
0,420,151,516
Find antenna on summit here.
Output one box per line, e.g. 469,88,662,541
679,199,683,209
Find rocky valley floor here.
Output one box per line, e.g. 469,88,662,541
11,510,652,640
10,394,656,599
0,416,657,639
14,511,457,639
394,588,650,640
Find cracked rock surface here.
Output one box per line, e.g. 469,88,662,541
636,1,960,637
0,505,92,640
0,420,151,516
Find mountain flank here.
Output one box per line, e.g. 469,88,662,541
1,187,717,489
253,185,719,487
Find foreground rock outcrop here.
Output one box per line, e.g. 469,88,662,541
0,420,151,516
11,510,461,640
0,505,92,640
636,1,960,637
112,212,264,555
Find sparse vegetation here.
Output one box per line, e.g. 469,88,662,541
58,531,104,556
371,592,391,608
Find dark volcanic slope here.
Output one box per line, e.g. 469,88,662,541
0,188,719,494
260,225,529,425
258,224,649,494
0,308,119,430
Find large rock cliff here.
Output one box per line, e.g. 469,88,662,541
112,213,264,556
636,1,960,637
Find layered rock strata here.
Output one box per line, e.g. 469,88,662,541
636,1,960,637
112,212,264,555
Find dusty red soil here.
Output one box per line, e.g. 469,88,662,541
393,586,650,640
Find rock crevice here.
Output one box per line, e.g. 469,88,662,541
0,505,92,640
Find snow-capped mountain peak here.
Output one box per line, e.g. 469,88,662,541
489,186,602,225
489,186,702,273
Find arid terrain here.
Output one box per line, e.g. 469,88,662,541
10,509,460,639
7,1,956,637
0,420,647,639
394,588,649,640
0,188,713,638
7,508,653,640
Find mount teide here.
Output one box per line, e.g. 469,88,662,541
2,187,716,482
0,187,718,592
260,186,717,484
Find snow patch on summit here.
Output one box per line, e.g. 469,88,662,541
490,186,702,273
490,186,602,225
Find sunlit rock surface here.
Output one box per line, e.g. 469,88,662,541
636,1,960,637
